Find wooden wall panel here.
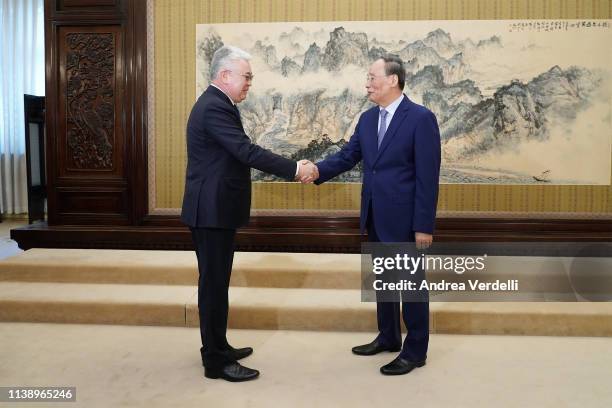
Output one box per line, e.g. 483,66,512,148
43,0,145,226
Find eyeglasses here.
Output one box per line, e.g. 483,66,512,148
228,70,254,83
366,74,390,83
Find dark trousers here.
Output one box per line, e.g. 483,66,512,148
367,211,429,362
190,227,237,369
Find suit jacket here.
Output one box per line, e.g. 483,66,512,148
316,95,441,242
181,85,296,228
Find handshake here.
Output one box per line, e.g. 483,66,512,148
295,160,319,184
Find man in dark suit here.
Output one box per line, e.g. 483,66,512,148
181,45,316,382
303,55,441,376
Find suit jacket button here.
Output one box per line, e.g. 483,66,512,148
373,170,377,175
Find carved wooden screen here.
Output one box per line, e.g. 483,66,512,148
44,0,147,226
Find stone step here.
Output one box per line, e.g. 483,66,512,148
0,249,360,289
1,281,611,336
0,249,587,293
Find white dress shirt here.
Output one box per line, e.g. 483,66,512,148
378,93,405,133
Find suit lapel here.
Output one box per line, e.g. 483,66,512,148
366,109,380,162
374,96,412,164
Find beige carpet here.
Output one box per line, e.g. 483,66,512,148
1,323,611,408
0,249,611,335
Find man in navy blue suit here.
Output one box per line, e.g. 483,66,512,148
304,55,441,375
181,45,316,382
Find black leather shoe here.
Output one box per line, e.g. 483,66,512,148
204,362,260,382
229,345,253,360
352,339,401,356
380,356,426,375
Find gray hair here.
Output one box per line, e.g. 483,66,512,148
210,45,252,80
381,54,405,90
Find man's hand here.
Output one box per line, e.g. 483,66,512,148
415,232,433,250
296,160,319,183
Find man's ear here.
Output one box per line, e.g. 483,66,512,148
219,70,230,84
390,74,399,88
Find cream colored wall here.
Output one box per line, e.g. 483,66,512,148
150,0,612,216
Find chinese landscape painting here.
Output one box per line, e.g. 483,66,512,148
196,20,611,184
